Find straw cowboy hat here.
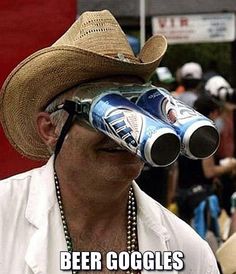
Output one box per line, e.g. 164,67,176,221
0,10,167,160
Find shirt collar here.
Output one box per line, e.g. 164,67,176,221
25,155,56,228
133,181,170,242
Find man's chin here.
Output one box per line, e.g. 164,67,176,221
110,160,144,182
97,150,145,181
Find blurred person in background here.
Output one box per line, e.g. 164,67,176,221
177,62,203,107
205,75,236,217
173,95,236,252
173,67,185,96
155,66,176,91
205,75,235,159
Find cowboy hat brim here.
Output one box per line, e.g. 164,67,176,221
0,35,167,160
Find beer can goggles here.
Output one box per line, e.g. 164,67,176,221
48,82,219,164
48,83,179,164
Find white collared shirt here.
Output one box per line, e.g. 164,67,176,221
0,156,219,273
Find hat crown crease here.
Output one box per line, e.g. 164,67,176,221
53,10,136,62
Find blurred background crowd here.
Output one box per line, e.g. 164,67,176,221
1,1,236,273
136,62,236,270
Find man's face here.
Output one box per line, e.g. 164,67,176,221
59,119,144,184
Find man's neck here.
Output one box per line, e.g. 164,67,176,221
54,159,131,235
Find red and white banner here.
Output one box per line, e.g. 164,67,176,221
152,13,236,44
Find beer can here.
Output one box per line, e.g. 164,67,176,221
136,87,220,159
89,92,181,166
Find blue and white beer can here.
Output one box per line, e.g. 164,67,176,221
136,87,220,159
89,92,181,166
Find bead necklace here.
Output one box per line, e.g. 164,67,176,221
54,171,138,274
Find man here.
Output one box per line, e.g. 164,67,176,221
176,95,236,221
0,10,219,274
205,75,236,216
177,62,203,107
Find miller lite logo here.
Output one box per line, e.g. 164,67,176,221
104,108,143,150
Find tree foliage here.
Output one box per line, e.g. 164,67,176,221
160,42,232,82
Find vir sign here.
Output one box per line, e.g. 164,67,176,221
152,13,235,44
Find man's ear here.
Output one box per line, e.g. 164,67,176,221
36,112,58,148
